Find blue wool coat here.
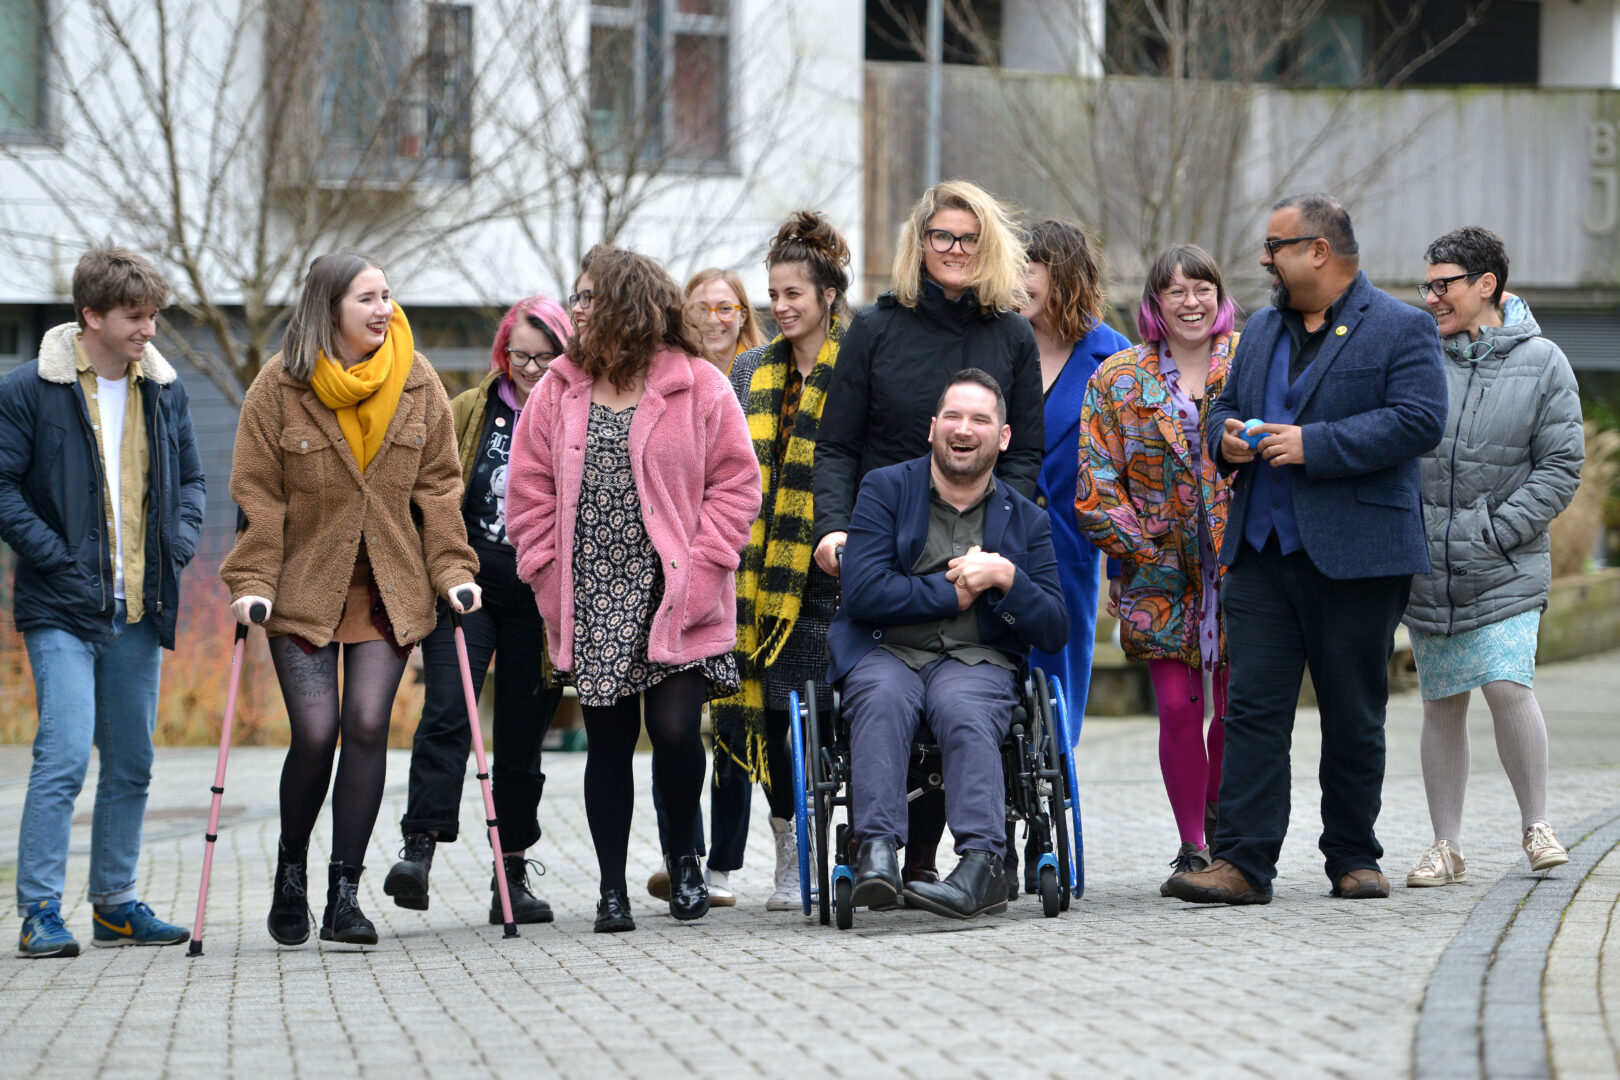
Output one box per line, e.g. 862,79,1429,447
1206,272,1447,579
1028,322,1131,729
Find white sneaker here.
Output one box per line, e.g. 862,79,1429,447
1405,839,1467,887
704,865,736,907
766,817,801,911
1524,823,1569,872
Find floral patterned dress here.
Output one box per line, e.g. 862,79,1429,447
566,402,739,707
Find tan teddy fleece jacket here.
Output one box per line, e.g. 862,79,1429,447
221,352,478,647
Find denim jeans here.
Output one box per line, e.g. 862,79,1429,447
17,601,162,913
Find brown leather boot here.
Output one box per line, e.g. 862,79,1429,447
1164,858,1271,905
1332,868,1390,899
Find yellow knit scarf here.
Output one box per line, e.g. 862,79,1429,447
309,302,413,472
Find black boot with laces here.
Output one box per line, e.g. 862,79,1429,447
491,854,553,925
320,861,378,945
383,832,435,911
267,840,311,946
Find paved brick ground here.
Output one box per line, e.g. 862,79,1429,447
2,651,1617,1079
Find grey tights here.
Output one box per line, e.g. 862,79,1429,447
1419,680,1550,854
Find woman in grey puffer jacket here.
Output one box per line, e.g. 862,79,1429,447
1403,227,1584,889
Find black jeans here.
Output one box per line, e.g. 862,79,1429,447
1213,538,1410,891
400,548,562,852
652,709,795,872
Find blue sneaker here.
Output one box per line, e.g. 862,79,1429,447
17,901,80,958
91,900,190,948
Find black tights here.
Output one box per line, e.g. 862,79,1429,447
581,669,708,895
763,708,795,821
270,636,409,867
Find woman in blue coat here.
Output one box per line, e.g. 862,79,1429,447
1021,220,1130,729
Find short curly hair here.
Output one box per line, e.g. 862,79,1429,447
72,245,170,328
570,248,703,391
1425,225,1509,307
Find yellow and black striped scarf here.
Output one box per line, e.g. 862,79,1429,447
711,327,841,781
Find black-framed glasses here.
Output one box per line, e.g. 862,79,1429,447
568,289,595,309
506,348,557,371
1262,235,1322,257
925,228,981,255
1417,272,1481,300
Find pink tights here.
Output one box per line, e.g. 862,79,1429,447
1148,659,1228,848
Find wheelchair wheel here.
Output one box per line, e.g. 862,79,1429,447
1047,674,1084,904
788,690,814,917
806,681,832,927
1034,668,1073,912
1038,862,1060,918
834,874,853,930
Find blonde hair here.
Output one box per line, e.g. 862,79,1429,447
891,179,1028,313
683,268,764,360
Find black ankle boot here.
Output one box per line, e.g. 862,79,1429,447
320,861,378,945
491,854,553,925
667,855,709,921
903,850,1009,920
267,841,311,946
594,888,635,933
383,833,435,911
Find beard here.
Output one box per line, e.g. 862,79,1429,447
932,440,996,484
1268,270,1292,311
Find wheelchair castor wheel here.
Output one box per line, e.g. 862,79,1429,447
834,875,853,930
1039,863,1060,918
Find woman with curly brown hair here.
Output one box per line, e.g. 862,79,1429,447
506,246,759,931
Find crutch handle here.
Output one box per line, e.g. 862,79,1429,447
450,588,474,627
235,602,268,642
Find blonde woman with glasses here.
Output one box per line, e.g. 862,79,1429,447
684,268,763,377
813,179,1044,888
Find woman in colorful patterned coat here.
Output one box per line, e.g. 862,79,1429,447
1075,243,1238,896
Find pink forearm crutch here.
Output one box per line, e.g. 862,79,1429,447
452,589,519,938
189,601,265,957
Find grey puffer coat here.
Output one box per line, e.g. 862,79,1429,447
1403,313,1583,637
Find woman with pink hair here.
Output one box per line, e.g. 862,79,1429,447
383,294,575,924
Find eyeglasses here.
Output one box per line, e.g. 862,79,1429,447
687,301,742,323
1416,272,1481,300
925,229,981,255
567,289,595,309
506,348,557,371
1262,235,1322,257
1161,284,1219,304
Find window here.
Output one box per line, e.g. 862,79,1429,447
0,0,47,139
316,0,471,183
589,0,730,167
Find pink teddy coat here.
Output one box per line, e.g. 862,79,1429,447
505,348,761,673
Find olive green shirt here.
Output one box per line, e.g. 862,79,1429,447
879,475,1015,672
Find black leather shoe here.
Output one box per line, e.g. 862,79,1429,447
851,840,901,908
267,840,311,946
319,861,378,945
667,855,710,921
491,854,553,925
904,850,1009,919
383,833,435,911
594,889,635,933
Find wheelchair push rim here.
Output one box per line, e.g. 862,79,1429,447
788,689,814,917
1047,674,1085,899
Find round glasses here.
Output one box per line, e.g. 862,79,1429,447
506,348,557,371
925,228,981,255
687,301,742,323
567,289,595,309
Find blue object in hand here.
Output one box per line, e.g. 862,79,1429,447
1242,419,1266,449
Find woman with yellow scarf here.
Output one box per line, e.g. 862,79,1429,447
222,253,480,948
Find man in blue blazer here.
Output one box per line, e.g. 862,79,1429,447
828,370,1068,920
1167,194,1447,906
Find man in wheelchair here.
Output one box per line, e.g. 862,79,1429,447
826,370,1068,919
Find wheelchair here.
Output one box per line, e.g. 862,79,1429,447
787,667,1085,929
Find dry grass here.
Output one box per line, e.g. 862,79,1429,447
0,558,426,748
1550,420,1620,579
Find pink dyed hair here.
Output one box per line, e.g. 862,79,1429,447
1135,243,1238,345
489,294,573,374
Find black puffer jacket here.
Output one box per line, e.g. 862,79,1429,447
812,286,1043,544
0,324,205,649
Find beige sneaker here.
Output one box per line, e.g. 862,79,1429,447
1405,840,1467,887
1524,823,1569,871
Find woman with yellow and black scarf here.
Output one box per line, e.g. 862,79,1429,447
711,210,852,911
222,253,479,947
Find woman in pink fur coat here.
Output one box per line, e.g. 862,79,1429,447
506,246,759,932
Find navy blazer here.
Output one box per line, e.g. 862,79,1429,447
1206,272,1447,579
826,455,1069,684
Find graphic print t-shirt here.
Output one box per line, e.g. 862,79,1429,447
463,391,517,550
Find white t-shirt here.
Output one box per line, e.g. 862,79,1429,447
96,374,129,599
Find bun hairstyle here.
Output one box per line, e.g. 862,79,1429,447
767,210,852,321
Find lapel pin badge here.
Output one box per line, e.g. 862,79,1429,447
495,416,506,427
1335,325,1347,336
